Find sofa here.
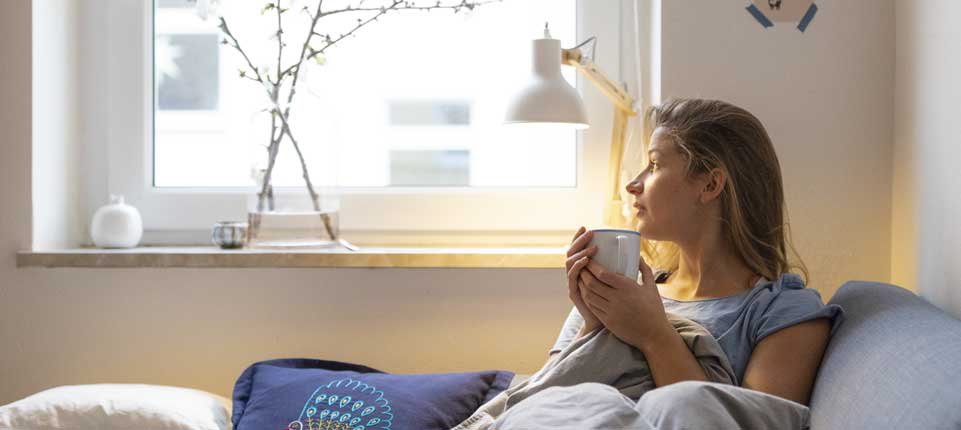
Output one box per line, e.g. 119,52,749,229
499,280,961,429
809,280,961,429
3,280,960,429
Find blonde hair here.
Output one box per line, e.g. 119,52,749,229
639,98,809,285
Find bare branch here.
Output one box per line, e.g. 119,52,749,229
312,4,393,57
309,0,500,60
319,0,500,18
275,2,284,84
219,18,264,84
279,0,326,80
267,103,336,236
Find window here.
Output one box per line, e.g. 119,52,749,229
154,0,577,189
96,1,623,244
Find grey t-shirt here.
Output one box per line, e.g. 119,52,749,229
550,270,845,385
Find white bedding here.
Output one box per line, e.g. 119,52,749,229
0,384,232,430
507,374,531,390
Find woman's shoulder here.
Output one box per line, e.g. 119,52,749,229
740,272,827,312
752,272,821,301
747,272,846,343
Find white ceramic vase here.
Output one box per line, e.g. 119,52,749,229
91,195,143,248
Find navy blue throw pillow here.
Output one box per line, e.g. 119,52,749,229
232,358,513,430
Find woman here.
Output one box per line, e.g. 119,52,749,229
556,98,844,410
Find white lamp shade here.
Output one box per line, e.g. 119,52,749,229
504,37,589,129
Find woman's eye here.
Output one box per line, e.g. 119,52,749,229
648,162,658,172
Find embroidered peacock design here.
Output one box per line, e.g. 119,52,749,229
285,378,393,430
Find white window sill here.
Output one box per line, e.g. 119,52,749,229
16,246,568,268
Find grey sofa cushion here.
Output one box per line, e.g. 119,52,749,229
811,281,961,429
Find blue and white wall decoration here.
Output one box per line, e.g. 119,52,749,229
746,1,818,32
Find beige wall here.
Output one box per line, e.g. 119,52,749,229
1,0,897,404
892,0,961,317
660,0,895,299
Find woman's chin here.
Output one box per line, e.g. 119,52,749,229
635,219,660,240
635,220,650,237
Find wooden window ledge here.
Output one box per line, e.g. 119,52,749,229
16,246,568,268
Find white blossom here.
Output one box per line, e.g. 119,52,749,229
195,0,222,21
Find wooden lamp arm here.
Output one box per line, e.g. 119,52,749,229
563,47,641,227
562,47,636,115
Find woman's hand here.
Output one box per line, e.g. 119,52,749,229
579,253,673,349
565,227,602,334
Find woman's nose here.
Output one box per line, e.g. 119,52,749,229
626,174,643,193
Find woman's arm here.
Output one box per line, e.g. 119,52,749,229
633,322,709,387
574,324,598,341
640,318,831,396
545,325,598,364
740,318,831,406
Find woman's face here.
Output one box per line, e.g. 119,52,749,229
625,127,707,241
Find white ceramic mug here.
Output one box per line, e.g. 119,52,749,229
588,229,641,281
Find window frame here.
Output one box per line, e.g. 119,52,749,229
95,0,624,245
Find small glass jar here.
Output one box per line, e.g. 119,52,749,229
211,221,248,249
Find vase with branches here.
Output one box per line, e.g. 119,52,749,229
199,0,499,248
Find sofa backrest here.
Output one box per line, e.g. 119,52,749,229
810,281,961,429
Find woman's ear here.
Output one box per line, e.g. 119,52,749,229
699,168,726,204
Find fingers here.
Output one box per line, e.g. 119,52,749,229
591,305,607,317
579,269,613,301
581,281,610,303
566,228,594,258
565,244,598,271
638,255,654,285
580,281,609,315
585,260,618,287
567,255,591,283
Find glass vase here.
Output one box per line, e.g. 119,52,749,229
246,185,341,248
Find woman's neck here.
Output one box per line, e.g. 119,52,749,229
660,239,759,300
